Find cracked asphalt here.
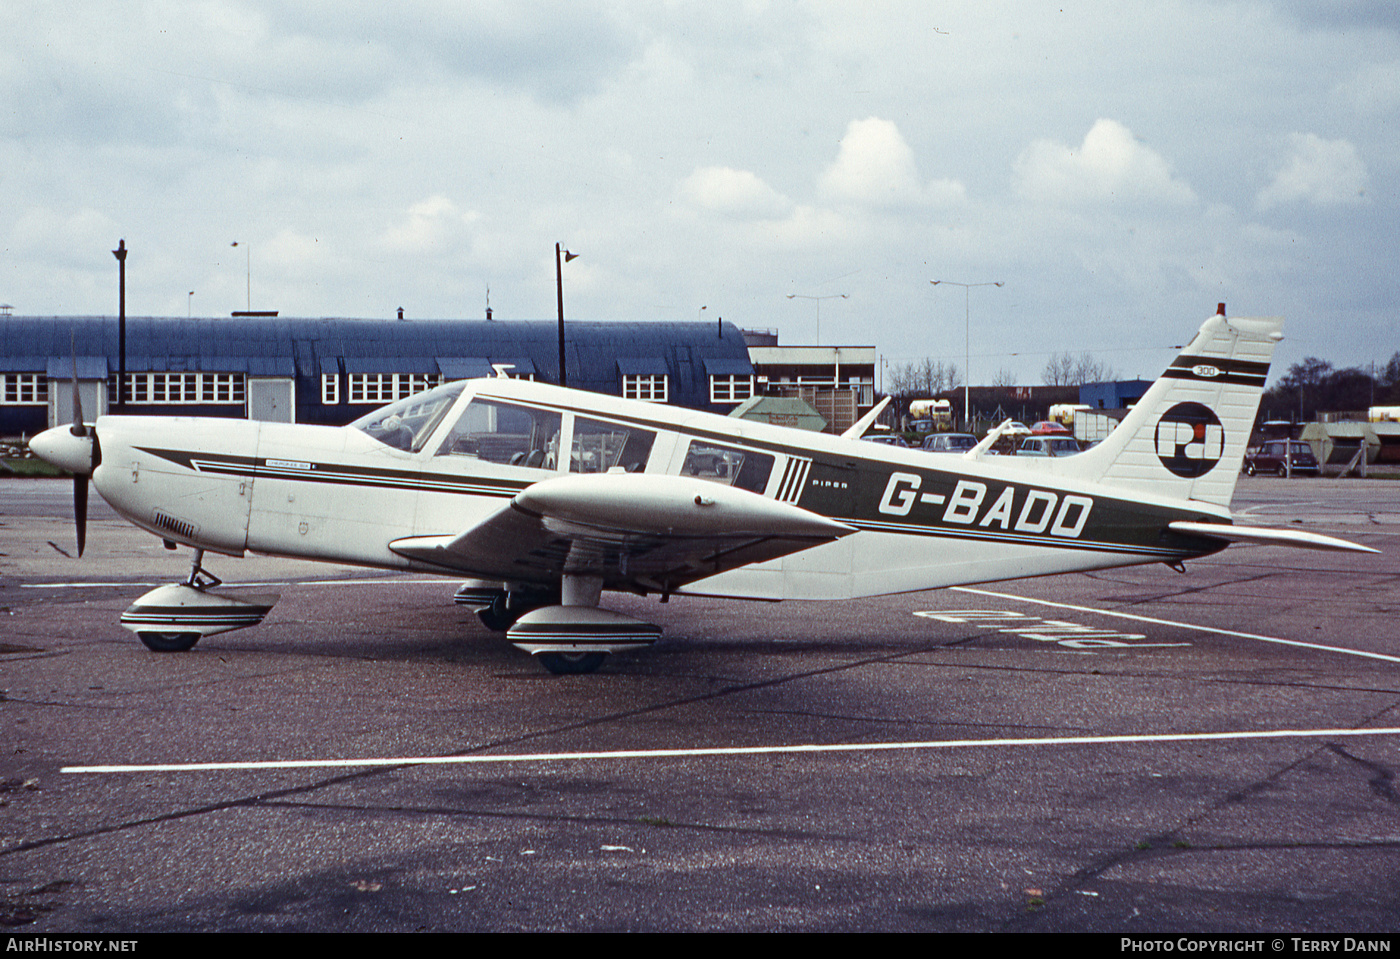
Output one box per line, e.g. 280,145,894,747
2,476,1398,932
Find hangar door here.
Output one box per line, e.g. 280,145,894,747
248,378,295,423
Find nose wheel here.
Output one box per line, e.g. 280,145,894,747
536,651,608,675
137,630,201,653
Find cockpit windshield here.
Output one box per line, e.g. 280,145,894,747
350,381,465,451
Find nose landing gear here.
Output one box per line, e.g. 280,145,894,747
120,549,279,652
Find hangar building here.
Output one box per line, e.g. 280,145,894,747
0,315,756,436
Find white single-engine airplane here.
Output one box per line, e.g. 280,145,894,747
31,307,1375,673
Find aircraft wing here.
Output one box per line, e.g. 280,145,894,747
390,472,854,592
1167,521,1378,554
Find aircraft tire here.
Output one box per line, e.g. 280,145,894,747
137,631,201,653
476,595,517,632
478,590,561,632
537,652,607,675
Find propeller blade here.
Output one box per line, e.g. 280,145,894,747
75,473,88,557
69,333,87,437
69,332,90,556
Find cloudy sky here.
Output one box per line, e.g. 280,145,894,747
4,1,1396,384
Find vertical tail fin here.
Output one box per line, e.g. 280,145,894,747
1063,309,1282,507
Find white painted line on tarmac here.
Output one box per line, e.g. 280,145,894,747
60,726,1400,775
21,578,446,589
952,586,1400,664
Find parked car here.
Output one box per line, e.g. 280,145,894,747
1016,436,1082,457
1029,420,1071,435
862,434,910,448
1243,439,1320,477
921,433,979,453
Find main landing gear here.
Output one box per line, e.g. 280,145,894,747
120,549,279,653
457,575,662,675
454,581,557,632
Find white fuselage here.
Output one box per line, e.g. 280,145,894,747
84,377,1225,602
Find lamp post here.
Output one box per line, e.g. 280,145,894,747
930,279,1003,432
112,239,127,410
555,243,578,387
231,241,250,312
785,292,847,346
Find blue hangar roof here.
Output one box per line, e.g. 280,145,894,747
1,314,753,412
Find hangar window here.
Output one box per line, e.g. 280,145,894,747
108,372,244,405
679,440,773,494
435,398,561,469
1,373,47,405
321,374,339,405
709,374,754,404
348,373,441,404
622,374,668,403
570,418,655,473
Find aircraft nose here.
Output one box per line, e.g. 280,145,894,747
30,425,96,475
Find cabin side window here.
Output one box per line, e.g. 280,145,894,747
570,418,655,473
679,440,773,493
435,398,561,470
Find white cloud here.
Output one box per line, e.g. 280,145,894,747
758,204,852,249
819,117,963,208
678,166,792,219
1013,119,1196,207
1334,61,1400,116
8,206,121,267
1256,133,1368,210
380,196,481,253
263,229,333,280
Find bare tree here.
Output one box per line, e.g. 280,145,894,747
990,368,1018,388
1041,352,1077,386
1042,351,1117,386
1072,352,1118,385
888,359,961,395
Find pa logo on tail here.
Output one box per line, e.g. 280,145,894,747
1154,402,1224,478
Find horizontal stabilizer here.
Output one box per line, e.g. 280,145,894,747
1167,521,1378,554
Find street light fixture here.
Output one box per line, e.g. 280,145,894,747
785,292,848,346
930,279,1003,432
555,243,578,387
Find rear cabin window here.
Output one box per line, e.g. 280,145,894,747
435,399,562,470
679,440,774,494
571,418,655,473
